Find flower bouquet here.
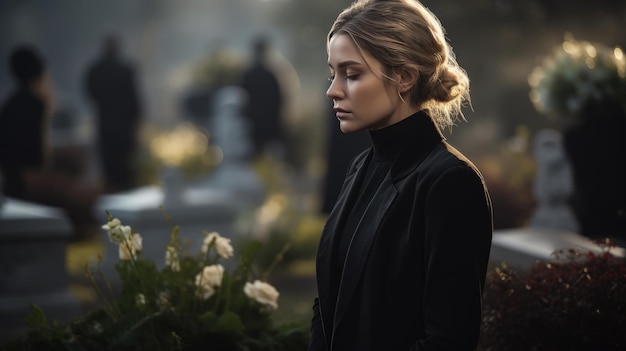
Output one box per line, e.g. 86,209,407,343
528,33,626,123
5,209,309,351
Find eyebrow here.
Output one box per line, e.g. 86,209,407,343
328,60,363,69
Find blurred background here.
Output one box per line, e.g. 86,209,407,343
1,0,625,343
1,0,625,227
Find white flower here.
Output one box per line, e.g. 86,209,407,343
119,232,143,260
136,293,146,306
202,231,234,259
165,246,180,272
157,291,171,310
101,218,128,244
195,264,224,300
244,280,279,310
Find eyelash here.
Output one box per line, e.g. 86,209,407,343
328,74,358,82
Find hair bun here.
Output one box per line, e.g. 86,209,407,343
431,66,468,103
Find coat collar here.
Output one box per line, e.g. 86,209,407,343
386,110,445,182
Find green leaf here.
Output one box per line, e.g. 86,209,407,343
25,304,48,329
198,311,218,329
214,311,245,337
240,241,263,262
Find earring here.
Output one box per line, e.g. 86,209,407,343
397,90,407,105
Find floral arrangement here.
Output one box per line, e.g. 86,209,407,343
478,239,626,351
528,33,626,122
6,210,309,351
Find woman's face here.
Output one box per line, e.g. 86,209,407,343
326,34,405,133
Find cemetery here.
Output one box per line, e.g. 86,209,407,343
1,1,625,350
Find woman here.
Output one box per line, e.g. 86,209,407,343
309,1,493,350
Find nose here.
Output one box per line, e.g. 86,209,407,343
326,78,343,100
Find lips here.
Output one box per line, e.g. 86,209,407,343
334,107,350,119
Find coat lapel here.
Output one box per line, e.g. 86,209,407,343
332,171,398,338
316,150,370,346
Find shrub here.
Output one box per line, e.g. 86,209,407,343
4,211,309,351
479,239,626,351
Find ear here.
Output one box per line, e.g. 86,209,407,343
395,68,418,93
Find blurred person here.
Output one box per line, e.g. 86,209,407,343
308,1,493,350
0,45,99,238
240,35,284,160
563,100,626,244
85,34,142,192
0,45,52,199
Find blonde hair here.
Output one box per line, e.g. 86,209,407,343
328,0,471,130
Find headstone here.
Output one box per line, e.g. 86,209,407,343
490,227,625,270
202,86,265,202
95,86,265,278
529,129,580,233
96,185,240,275
0,198,81,342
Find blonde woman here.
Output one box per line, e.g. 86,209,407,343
309,0,493,350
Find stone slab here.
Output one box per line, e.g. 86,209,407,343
490,227,625,269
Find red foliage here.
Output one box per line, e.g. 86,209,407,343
478,239,626,351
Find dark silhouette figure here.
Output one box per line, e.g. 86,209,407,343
0,45,49,198
563,101,626,243
85,35,142,192
240,36,284,159
0,45,99,238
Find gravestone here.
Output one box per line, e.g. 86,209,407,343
96,185,240,275
202,86,265,201
0,198,81,342
529,129,580,232
490,227,625,270
95,86,265,275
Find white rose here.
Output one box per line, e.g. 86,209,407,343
195,281,215,300
195,264,224,300
119,232,143,260
202,232,234,259
199,264,224,287
244,280,279,310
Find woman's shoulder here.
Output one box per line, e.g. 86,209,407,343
419,142,485,184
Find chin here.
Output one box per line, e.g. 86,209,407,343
339,121,362,134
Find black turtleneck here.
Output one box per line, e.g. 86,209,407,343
332,112,426,295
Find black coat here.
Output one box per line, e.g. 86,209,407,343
309,113,493,351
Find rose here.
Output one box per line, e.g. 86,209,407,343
119,233,143,260
244,280,279,310
195,264,224,299
201,231,234,259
